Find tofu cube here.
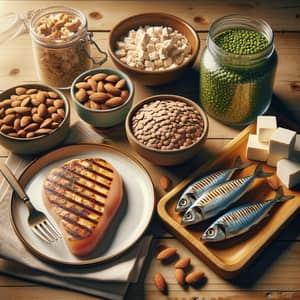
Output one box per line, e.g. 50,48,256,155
267,127,296,167
277,159,300,189
246,134,269,161
291,134,300,161
257,116,277,142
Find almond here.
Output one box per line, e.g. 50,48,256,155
36,91,47,103
104,83,121,96
24,123,39,132
120,90,129,101
15,87,26,95
96,81,105,92
267,175,280,190
105,97,124,107
37,103,47,117
185,271,205,285
0,124,14,134
11,100,21,107
48,91,58,99
115,79,126,89
0,99,12,108
32,114,43,123
76,88,87,103
89,92,109,103
91,73,108,81
53,99,64,108
175,257,191,269
160,175,172,191
47,106,57,114
154,272,167,293
88,78,97,92
40,118,53,129
175,268,185,286
20,116,32,128
75,82,91,89
156,247,177,261
21,97,31,107
13,118,21,131
2,114,16,125
26,88,37,95
14,107,31,114
105,74,120,83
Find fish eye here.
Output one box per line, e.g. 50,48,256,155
185,212,192,220
207,229,215,236
180,199,187,206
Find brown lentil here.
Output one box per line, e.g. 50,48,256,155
131,99,204,150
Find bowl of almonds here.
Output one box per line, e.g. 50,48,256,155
0,84,70,155
125,94,208,166
71,68,134,128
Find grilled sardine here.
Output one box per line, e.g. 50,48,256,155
182,164,272,226
176,156,252,213
202,187,294,242
43,158,123,257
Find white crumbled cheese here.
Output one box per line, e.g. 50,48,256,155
246,134,269,162
115,25,192,71
277,159,300,189
257,116,277,142
267,127,296,167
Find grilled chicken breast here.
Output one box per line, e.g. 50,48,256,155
43,158,123,257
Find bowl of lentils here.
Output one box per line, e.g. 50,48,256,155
108,13,200,86
125,95,208,166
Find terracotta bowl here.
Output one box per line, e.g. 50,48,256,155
108,13,200,86
0,84,70,155
125,94,208,166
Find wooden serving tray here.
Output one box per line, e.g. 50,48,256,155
157,123,300,279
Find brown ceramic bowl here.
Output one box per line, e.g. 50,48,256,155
108,13,200,86
0,84,70,155
125,95,208,166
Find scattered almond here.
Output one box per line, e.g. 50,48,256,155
267,175,280,190
185,271,205,285
175,268,185,286
160,175,172,191
156,247,177,261
175,257,191,269
154,272,167,293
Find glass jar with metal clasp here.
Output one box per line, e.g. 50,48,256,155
29,6,107,89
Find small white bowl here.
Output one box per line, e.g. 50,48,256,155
71,68,134,128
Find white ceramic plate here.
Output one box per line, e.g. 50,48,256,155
10,144,155,266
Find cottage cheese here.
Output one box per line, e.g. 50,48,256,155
115,25,192,71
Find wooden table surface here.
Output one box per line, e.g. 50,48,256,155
0,1,299,299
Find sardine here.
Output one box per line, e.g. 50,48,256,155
201,187,294,242
181,164,272,226
176,156,253,213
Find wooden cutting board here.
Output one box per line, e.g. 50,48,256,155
157,122,300,279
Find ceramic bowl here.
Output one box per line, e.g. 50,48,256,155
125,94,208,166
108,13,200,86
71,68,134,128
0,84,70,155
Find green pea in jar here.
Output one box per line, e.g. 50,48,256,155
200,15,277,126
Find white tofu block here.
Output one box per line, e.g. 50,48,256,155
246,134,269,161
291,134,300,162
257,116,277,142
267,153,282,167
277,159,300,189
269,127,296,160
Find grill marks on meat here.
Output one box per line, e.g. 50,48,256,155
44,158,115,240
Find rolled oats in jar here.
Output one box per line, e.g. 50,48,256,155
30,6,106,89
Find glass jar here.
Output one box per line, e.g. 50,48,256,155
29,6,107,89
200,15,277,126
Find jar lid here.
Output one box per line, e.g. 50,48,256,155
0,12,26,44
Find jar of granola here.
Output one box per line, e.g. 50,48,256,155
29,6,107,89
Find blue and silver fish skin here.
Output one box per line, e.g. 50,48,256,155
176,156,252,213
201,188,294,242
181,164,272,226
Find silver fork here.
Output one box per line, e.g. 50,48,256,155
0,161,62,243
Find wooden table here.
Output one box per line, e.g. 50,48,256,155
0,1,299,299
